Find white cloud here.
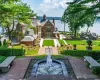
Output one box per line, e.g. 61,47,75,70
38,0,67,13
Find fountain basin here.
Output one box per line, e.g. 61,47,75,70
31,59,68,77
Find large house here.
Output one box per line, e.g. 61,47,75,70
32,14,60,39
16,14,60,46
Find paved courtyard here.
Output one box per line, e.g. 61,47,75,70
0,56,99,80
67,56,100,79
0,57,32,80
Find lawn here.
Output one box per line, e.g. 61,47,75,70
66,40,100,45
13,45,39,56
60,40,100,51
43,40,54,46
66,40,87,45
58,40,65,45
0,56,6,63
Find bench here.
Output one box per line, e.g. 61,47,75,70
0,56,16,73
84,56,100,69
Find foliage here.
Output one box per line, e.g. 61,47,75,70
62,0,97,37
0,41,1,46
0,56,6,63
13,45,39,56
6,39,11,44
0,48,24,56
61,50,100,60
0,0,36,40
92,68,100,75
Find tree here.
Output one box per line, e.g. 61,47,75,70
61,15,66,35
62,0,96,37
0,0,36,40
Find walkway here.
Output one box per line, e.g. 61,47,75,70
67,56,99,79
0,57,31,80
38,46,58,55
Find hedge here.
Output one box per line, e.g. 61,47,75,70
0,48,25,56
61,50,100,60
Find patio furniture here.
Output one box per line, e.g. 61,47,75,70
0,56,16,73
84,56,100,68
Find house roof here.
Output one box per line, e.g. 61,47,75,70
40,20,55,26
21,36,34,42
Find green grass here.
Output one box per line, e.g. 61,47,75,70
93,40,100,46
66,40,87,45
43,40,54,46
58,40,65,45
66,40,100,45
65,40,100,50
0,56,6,63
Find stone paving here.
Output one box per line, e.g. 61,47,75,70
0,57,32,80
38,46,58,55
0,56,99,80
67,56,100,79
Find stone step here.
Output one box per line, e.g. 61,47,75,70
38,47,58,55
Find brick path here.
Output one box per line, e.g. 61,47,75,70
67,56,99,79
38,46,58,55
0,57,31,80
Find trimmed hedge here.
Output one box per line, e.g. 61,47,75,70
0,48,25,56
61,50,100,60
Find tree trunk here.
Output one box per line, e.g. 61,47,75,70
64,22,66,35
86,27,89,33
7,27,11,40
74,29,77,38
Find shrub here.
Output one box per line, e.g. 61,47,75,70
92,68,100,74
61,50,100,60
0,41,1,46
6,40,11,44
0,48,24,56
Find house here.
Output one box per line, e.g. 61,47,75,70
32,14,60,39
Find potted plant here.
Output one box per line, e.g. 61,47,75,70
73,44,77,50
86,38,92,50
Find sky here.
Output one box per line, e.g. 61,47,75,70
22,0,72,17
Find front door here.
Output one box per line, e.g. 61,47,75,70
46,32,51,38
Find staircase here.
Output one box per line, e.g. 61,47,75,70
63,40,68,45
40,38,43,47
38,46,58,55
54,39,60,47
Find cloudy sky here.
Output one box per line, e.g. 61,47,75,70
22,0,71,17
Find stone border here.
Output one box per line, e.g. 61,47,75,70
31,59,68,77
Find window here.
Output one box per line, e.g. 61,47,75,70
47,26,50,32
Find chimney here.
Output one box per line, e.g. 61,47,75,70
53,18,55,26
43,14,46,21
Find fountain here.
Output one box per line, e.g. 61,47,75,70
31,47,68,77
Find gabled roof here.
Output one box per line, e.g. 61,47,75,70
21,36,34,42
40,20,54,26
